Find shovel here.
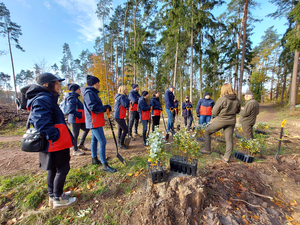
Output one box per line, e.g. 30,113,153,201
176,109,180,131
275,119,287,162
124,116,131,147
147,107,153,138
161,111,169,141
106,109,127,165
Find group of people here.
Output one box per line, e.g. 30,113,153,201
23,72,259,210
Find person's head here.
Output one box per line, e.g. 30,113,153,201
244,90,253,101
37,73,65,94
67,83,81,94
153,91,159,98
118,85,128,95
220,83,236,97
87,75,100,90
169,85,175,92
185,96,189,102
204,92,210,99
132,84,139,92
142,91,149,99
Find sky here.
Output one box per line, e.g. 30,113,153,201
0,0,289,87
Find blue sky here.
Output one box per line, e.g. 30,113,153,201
0,0,288,86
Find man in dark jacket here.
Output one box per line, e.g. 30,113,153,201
128,84,141,139
239,90,259,139
182,96,193,130
164,85,175,133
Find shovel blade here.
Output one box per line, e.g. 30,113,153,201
117,153,127,165
124,137,131,147
165,133,169,141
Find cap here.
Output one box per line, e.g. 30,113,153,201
132,84,139,89
169,85,175,89
244,90,253,96
87,75,100,86
37,73,65,85
67,83,80,92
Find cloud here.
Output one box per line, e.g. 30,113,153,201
44,1,51,9
54,0,101,42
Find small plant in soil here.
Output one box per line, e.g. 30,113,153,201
196,124,208,138
254,121,269,130
238,138,261,156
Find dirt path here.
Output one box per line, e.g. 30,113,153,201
257,103,278,122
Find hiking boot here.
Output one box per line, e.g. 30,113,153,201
49,191,72,208
73,150,85,156
102,163,117,173
220,155,230,163
200,149,211,154
128,135,135,141
78,144,89,151
53,193,77,209
133,133,142,138
92,157,102,165
120,144,128,149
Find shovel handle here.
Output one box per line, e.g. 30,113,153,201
106,108,110,119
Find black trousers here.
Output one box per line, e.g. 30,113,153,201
47,162,70,198
128,111,139,135
115,118,128,145
70,123,90,151
152,116,160,131
184,116,193,128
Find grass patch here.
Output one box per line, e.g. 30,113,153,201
0,122,26,136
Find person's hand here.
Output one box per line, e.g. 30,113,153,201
170,107,174,111
241,107,245,110
104,105,112,112
78,112,83,119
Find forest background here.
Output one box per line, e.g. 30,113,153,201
1,0,300,109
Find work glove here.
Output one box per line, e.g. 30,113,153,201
104,105,112,112
197,114,200,117
170,107,174,111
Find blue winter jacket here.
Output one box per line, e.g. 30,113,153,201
138,97,151,121
182,101,193,117
114,93,130,119
196,98,215,116
150,97,162,116
26,84,74,153
83,86,109,129
66,91,84,124
128,89,141,111
164,89,175,110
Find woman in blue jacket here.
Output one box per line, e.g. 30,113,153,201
182,96,193,130
65,83,90,156
114,85,130,149
150,91,162,131
26,73,77,209
83,75,116,172
138,91,151,146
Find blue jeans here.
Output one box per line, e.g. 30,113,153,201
166,109,173,131
91,127,107,164
199,115,211,125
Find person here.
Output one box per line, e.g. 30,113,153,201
182,96,193,130
25,73,77,209
201,83,241,163
196,92,215,125
65,83,90,156
173,98,179,130
239,90,259,140
164,85,175,134
83,75,116,172
128,84,141,139
150,91,162,131
114,85,130,149
138,91,151,146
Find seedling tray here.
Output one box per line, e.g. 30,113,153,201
170,155,198,176
147,161,168,184
234,151,254,163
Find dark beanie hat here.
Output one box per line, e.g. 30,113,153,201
37,73,65,85
67,83,80,92
87,75,100,86
141,91,149,96
204,92,210,97
131,84,139,89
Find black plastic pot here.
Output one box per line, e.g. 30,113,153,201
147,161,168,184
170,155,198,176
234,151,254,163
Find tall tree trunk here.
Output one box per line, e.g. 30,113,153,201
281,61,288,106
7,30,18,101
102,17,110,104
199,31,203,99
234,6,243,92
154,34,157,89
110,36,114,92
270,48,279,101
115,27,120,92
290,49,299,108
190,14,194,103
133,0,142,83
173,41,179,88
238,0,248,100
122,0,129,85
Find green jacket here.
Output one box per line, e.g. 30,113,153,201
212,95,241,125
239,98,259,126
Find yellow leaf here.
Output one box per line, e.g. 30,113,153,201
148,158,152,162
127,173,133,177
286,216,293,221
87,184,92,190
